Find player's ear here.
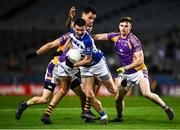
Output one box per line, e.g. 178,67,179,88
118,24,120,31
81,12,85,18
130,24,132,30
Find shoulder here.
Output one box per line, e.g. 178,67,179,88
108,32,119,37
83,32,94,47
59,33,69,44
129,33,141,46
107,32,120,42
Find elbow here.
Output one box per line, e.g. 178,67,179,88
137,59,144,66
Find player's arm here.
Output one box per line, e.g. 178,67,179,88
36,39,60,55
66,6,76,30
26,33,70,60
124,51,144,70
61,38,71,53
92,33,109,41
25,39,60,60
74,55,92,67
117,51,144,73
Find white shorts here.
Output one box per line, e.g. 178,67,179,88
80,57,111,79
57,61,80,81
119,70,148,86
45,62,60,85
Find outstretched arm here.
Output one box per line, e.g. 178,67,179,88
92,33,109,41
25,39,60,60
36,39,60,55
25,32,70,60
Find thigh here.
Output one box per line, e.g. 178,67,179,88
60,76,72,90
81,77,95,96
45,63,59,84
139,77,151,94
94,77,102,95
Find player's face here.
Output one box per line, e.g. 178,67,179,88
86,25,93,33
119,22,132,36
82,12,96,28
74,25,86,38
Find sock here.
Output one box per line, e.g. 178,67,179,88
83,98,91,112
99,111,108,120
21,101,28,109
163,105,169,110
44,105,54,118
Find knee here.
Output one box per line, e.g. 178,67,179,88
86,92,95,99
60,88,69,95
109,84,117,94
141,91,151,98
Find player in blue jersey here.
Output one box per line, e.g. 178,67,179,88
57,18,117,124
40,7,104,124
41,18,117,125
15,7,98,122
93,16,175,122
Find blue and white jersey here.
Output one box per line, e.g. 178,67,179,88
69,29,103,66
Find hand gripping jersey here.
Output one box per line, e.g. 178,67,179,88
107,32,147,74
50,33,70,65
69,29,103,66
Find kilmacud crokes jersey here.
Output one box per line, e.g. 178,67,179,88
107,32,147,74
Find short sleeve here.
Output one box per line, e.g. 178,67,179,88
107,33,120,42
58,33,69,45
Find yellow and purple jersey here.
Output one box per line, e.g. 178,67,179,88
50,33,70,65
107,32,147,74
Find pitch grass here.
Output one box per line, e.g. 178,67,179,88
0,96,179,129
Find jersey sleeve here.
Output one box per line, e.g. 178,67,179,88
107,32,120,42
58,33,69,45
130,34,142,53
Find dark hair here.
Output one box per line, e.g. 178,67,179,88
120,17,132,24
74,18,86,26
83,6,96,14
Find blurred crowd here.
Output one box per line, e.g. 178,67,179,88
0,0,180,86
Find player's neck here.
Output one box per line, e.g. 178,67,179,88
120,32,130,39
121,34,127,39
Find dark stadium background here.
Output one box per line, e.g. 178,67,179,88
0,0,180,96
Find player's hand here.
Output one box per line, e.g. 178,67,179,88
68,6,76,18
52,50,63,57
25,51,37,61
116,67,125,74
65,57,74,68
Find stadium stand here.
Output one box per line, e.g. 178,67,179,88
0,0,180,86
